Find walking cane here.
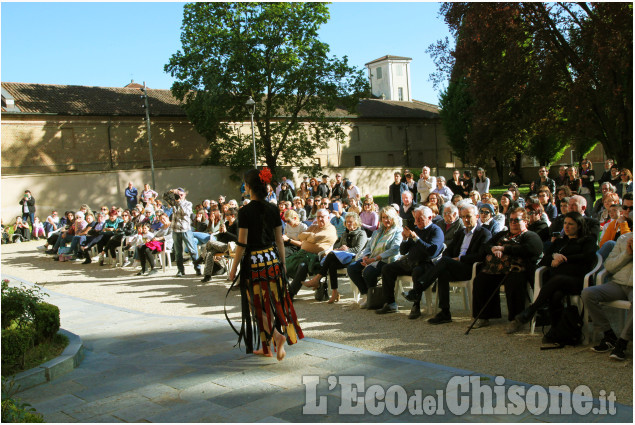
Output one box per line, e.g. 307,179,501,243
465,272,513,335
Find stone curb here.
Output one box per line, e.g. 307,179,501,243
12,329,84,393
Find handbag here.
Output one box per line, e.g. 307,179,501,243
367,286,385,310
314,278,329,302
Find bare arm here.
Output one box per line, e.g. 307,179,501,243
229,228,247,281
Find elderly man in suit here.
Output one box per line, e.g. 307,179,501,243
376,206,444,315
403,204,492,322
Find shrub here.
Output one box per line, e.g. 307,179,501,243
1,327,36,370
1,282,47,330
33,302,60,344
1,378,43,422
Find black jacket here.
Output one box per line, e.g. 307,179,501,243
528,219,550,242
445,226,492,265
19,196,36,213
399,223,444,267
481,230,544,273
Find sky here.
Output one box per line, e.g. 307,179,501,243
1,2,453,105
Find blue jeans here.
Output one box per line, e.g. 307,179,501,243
192,232,212,247
347,259,387,295
53,233,73,252
598,241,616,263
69,235,86,256
22,212,34,226
173,230,200,273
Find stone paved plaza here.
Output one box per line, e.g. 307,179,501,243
4,274,632,423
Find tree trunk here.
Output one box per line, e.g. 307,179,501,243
493,157,505,185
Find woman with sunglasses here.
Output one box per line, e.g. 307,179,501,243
616,168,633,199
507,212,596,339
525,200,550,242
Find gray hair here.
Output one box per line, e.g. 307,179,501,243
460,204,478,216
414,205,433,218
316,208,330,217
437,176,446,183
601,182,616,192
443,202,458,215
456,200,473,210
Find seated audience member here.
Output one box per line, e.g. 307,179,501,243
308,196,321,220
77,212,108,263
478,203,501,236
508,212,597,338
43,211,74,251
440,203,464,245
447,170,463,198
43,211,60,237
470,207,543,328
548,197,571,244
567,195,600,241
598,192,621,226
555,165,568,187
12,216,30,243
199,208,238,282
330,202,346,237
555,186,573,214
304,196,315,218
473,167,490,195
282,209,308,257
599,204,621,242
360,199,379,237
376,206,444,315
389,172,408,206
138,214,173,276
565,166,582,195
348,207,403,309
485,198,506,232
528,166,556,198
451,194,463,206
507,184,525,208
608,164,621,188
278,182,294,203
600,193,632,248
525,199,550,242
103,210,136,265
582,232,633,361
499,193,514,227
292,197,307,222
132,223,157,275
297,181,311,200
537,188,557,223
426,192,445,211
287,209,338,299
399,191,419,230
62,212,90,259
593,182,617,218
405,204,491,323
31,217,45,240
317,175,331,199
433,176,454,204
303,212,368,303
616,168,633,199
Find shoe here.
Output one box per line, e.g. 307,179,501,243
327,291,340,304
408,304,421,320
122,259,131,267
99,253,104,266
53,256,59,261
175,271,185,277
359,296,368,309
212,267,226,276
471,319,490,329
506,319,524,334
147,269,158,276
193,257,204,266
402,290,419,302
136,270,146,276
357,295,366,306
591,334,617,353
82,258,91,264
37,245,47,251
45,249,56,255
201,275,212,283
609,339,627,361
428,311,452,325
195,268,202,276
376,303,398,315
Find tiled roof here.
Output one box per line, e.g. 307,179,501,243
0,82,438,119
365,55,413,66
1,82,186,116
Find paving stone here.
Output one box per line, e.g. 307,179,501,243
144,399,221,422
179,381,227,402
108,398,169,422
42,410,79,423
30,393,85,415
63,392,147,421
207,381,282,409
133,382,180,400
210,368,278,389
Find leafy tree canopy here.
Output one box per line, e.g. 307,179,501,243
165,2,368,176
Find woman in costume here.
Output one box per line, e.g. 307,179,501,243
228,168,303,361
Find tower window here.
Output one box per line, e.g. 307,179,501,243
376,67,382,79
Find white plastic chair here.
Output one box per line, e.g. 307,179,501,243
530,253,603,339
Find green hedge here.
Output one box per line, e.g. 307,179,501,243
1,327,36,371
33,302,60,344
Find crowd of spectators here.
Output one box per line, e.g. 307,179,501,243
10,160,634,360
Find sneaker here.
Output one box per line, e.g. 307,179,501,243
471,319,490,329
147,269,159,276
402,290,419,303
45,249,56,255
201,275,212,283
122,259,132,267
592,334,617,353
175,270,185,278
212,267,226,276
99,253,104,266
428,311,452,325
195,268,202,276
37,245,47,251
375,303,398,315
358,296,367,308
136,270,146,276
609,339,627,361
82,258,91,265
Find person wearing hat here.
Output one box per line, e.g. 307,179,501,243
317,175,331,199
478,202,501,235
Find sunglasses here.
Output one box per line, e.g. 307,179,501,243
509,218,525,223
479,210,491,215
622,205,633,211
526,211,540,216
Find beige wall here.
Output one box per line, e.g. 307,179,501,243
1,165,405,224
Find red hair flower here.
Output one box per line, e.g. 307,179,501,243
259,167,272,185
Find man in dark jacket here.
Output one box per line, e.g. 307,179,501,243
389,172,408,206
404,204,492,322
399,191,419,230
376,206,444,315
19,190,36,225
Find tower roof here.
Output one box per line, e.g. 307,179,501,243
365,55,412,66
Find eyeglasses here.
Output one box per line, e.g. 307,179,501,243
479,210,491,215
526,211,540,216
509,218,525,223
622,205,633,211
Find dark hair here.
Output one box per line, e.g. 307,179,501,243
563,211,587,238
525,199,544,214
244,169,268,200
623,192,633,202
463,170,472,179
227,207,239,217
475,167,486,183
